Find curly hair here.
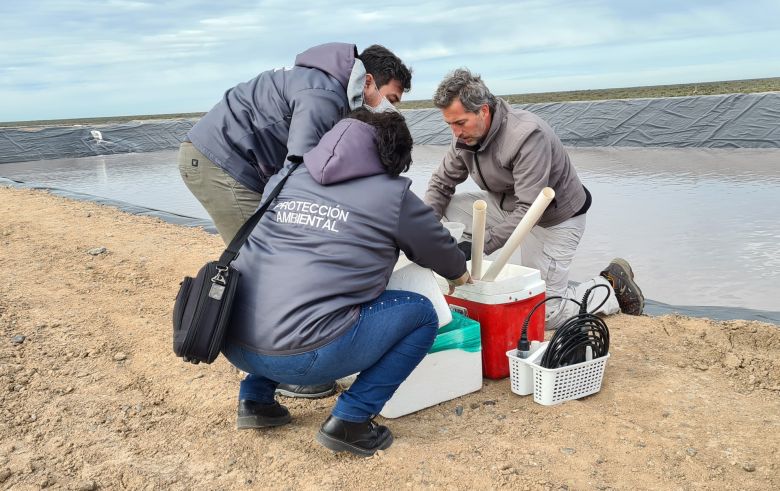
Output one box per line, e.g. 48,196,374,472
359,45,412,92
347,108,413,177
433,68,496,113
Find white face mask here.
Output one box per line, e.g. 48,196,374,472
365,96,399,114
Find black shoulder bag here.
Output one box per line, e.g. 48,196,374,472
172,161,301,364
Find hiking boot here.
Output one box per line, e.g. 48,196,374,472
316,415,393,457
600,258,645,315
275,382,337,399
236,400,291,429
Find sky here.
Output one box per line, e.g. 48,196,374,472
1,0,779,122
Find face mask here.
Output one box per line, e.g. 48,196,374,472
365,96,399,114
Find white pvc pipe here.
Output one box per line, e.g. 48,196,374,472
470,200,487,280
481,187,555,282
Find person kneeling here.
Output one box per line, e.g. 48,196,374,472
222,109,470,456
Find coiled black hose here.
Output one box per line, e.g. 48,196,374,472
517,284,611,369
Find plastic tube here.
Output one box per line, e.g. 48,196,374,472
470,200,487,280
482,187,555,282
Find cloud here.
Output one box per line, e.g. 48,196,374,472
1,0,778,120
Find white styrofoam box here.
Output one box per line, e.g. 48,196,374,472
388,255,452,327
380,348,482,418
435,260,545,305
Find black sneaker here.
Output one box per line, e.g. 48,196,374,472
275,382,337,399
316,415,393,457
600,258,645,315
236,400,291,429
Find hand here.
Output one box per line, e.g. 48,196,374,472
447,271,473,295
457,241,472,260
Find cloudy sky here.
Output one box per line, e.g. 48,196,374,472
1,0,778,121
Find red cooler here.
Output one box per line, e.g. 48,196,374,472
438,262,546,379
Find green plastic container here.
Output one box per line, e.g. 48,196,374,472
429,311,482,354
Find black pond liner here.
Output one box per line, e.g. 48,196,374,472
4,175,777,326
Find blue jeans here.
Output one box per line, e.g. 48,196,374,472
222,290,439,422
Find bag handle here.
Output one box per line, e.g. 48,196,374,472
218,159,302,265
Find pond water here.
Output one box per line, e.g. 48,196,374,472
2,146,779,313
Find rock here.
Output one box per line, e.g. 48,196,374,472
454,405,464,416
470,402,480,410
741,462,756,472
483,400,497,406
77,480,97,491
11,335,26,345
0,468,11,483
113,352,127,361
724,353,742,369
560,448,576,455
686,447,697,456
87,247,107,256
662,411,671,418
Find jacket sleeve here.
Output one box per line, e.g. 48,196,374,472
286,88,345,158
484,129,552,254
423,144,469,219
397,186,467,280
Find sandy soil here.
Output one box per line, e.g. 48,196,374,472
1,186,778,490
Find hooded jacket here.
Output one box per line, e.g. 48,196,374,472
424,99,587,255
227,118,467,355
187,43,365,193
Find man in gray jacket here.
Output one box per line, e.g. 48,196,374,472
180,42,411,243
179,42,411,399
424,69,644,330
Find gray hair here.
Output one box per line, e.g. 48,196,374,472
433,68,497,113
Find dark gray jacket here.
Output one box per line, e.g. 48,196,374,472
187,43,363,193
227,118,467,355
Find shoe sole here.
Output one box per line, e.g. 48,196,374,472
315,430,393,457
275,387,337,399
236,413,292,430
611,258,645,314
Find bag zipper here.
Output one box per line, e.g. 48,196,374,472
182,263,221,359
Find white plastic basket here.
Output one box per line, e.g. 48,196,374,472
507,343,610,406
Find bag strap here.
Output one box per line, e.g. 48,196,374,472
218,160,302,265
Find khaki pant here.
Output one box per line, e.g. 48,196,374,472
178,142,262,244
443,191,620,330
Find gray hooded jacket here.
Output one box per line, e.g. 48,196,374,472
187,43,364,193
227,118,467,355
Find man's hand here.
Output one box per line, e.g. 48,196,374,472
447,270,474,295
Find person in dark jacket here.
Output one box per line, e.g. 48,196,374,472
222,109,471,456
180,42,412,243
179,42,412,399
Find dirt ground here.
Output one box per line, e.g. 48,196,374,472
1,186,778,490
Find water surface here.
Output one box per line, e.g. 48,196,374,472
2,146,778,312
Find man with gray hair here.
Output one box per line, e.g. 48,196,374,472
424,68,644,329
